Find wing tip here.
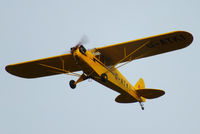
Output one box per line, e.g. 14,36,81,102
5,64,33,79
177,31,193,47
187,31,193,46
5,65,13,75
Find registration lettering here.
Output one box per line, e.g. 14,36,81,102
146,34,186,48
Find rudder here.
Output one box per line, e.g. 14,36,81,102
134,78,145,89
134,78,146,102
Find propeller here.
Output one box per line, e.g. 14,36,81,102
78,35,89,46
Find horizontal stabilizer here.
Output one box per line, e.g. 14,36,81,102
136,88,165,99
115,93,137,103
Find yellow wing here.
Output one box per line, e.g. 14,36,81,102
6,53,81,78
6,31,193,79
96,31,193,66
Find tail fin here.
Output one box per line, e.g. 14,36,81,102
134,78,145,89
135,78,165,99
134,78,146,102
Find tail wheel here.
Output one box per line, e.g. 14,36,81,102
101,73,108,82
139,102,144,110
79,45,86,54
69,80,76,89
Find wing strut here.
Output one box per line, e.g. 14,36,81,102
113,40,150,69
39,63,81,77
115,45,155,69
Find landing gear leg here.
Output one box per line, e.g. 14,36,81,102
69,74,88,89
139,102,144,110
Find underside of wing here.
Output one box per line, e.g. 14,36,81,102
96,31,193,66
6,54,81,78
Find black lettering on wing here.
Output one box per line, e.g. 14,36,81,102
146,42,154,48
179,34,186,40
146,42,160,48
172,36,183,42
165,38,174,43
160,39,168,45
146,34,187,49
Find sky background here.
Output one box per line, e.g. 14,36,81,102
0,0,200,134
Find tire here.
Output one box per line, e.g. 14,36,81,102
69,80,76,89
101,73,108,82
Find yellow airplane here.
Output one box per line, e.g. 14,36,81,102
5,31,193,110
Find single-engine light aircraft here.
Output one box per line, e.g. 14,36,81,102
6,31,193,110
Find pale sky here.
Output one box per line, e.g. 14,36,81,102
1,0,200,134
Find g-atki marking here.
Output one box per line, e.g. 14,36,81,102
146,34,186,48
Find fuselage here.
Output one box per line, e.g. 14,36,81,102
73,47,143,102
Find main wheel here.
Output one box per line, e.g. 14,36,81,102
79,45,86,54
69,80,76,89
101,73,108,82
